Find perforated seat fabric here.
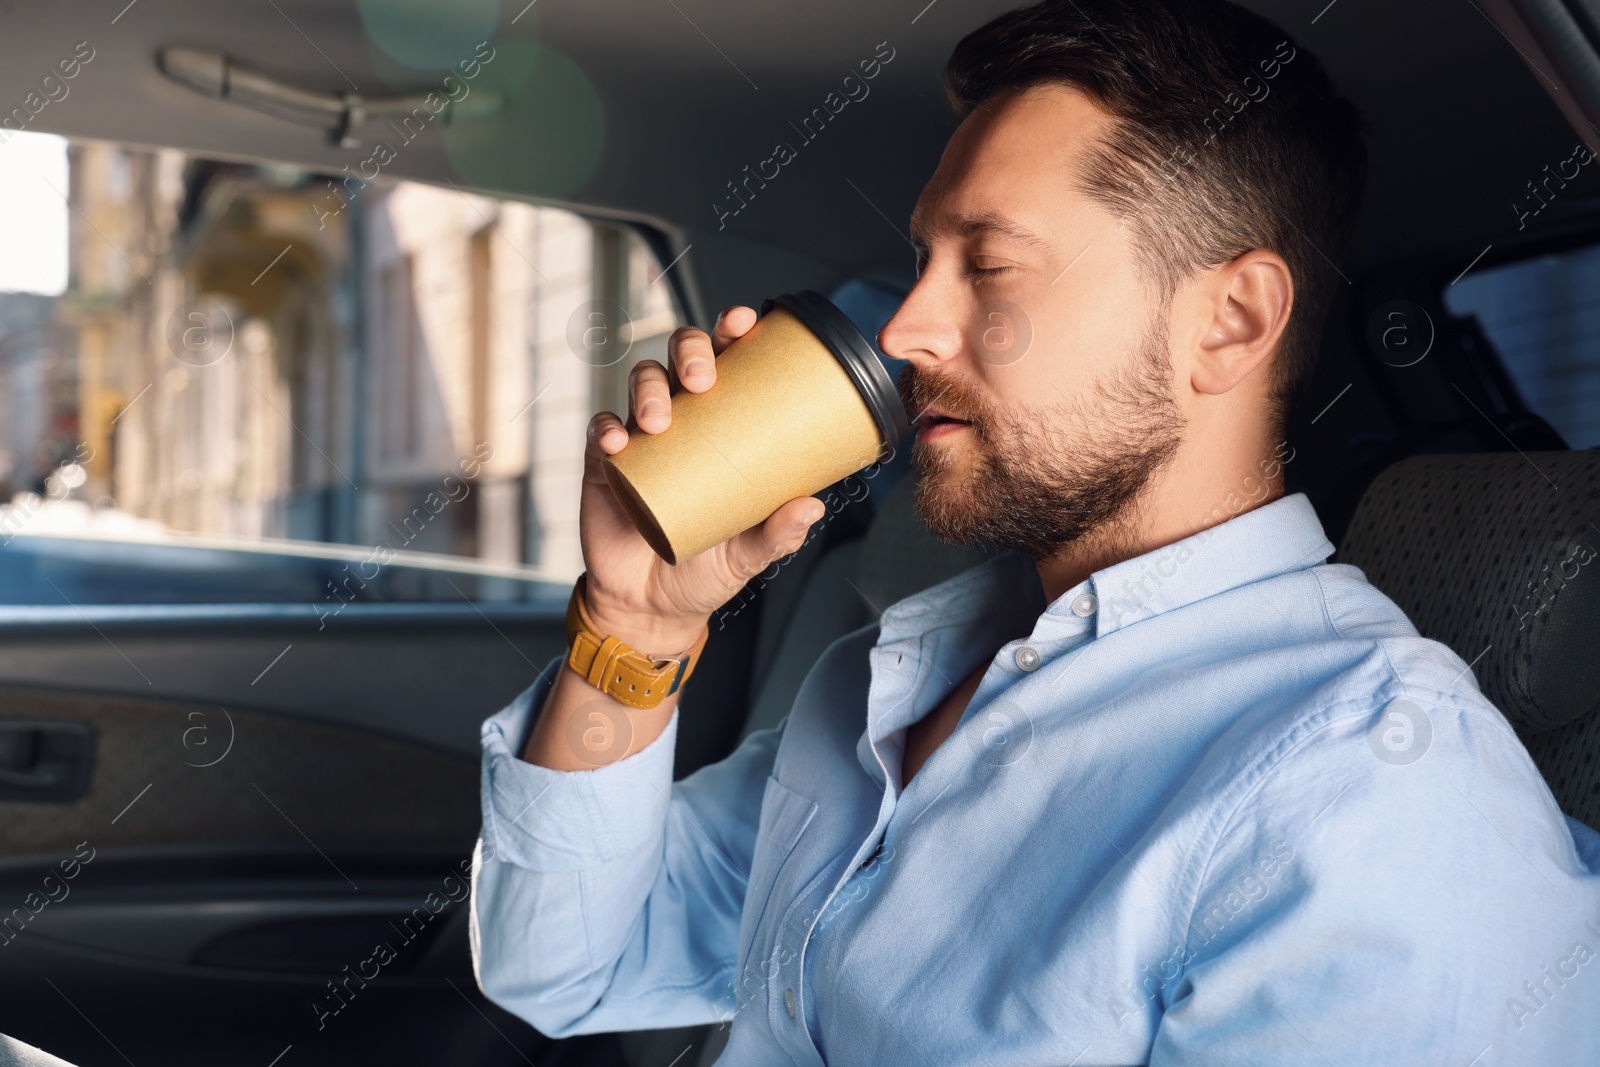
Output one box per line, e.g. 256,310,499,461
1336,449,1600,828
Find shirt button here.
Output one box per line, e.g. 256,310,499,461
1071,592,1099,617
785,987,796,1018
1014,645,1041,671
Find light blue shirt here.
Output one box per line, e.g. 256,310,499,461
470,492,1600,1065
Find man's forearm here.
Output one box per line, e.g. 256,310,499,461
521,660,684,769
522,586,711,770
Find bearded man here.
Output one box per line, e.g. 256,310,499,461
470,0,1600,1062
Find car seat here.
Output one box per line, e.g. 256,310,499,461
1336,448,1600,829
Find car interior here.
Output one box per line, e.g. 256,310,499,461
0,0,1598,1064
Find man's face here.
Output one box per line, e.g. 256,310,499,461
879,85,1186,561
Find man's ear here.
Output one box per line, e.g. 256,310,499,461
1190,249,1293,396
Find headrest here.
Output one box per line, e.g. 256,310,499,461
1336,450,1600,734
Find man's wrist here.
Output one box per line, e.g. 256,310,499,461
562,576,710,711
581,597,708,660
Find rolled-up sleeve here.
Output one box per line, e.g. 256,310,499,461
469,657,782,1037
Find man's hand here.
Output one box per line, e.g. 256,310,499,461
523,306,827,769
578,304,827,652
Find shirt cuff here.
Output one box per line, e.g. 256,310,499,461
479,655,679,872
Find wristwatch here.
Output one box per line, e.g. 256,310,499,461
564,574,709,710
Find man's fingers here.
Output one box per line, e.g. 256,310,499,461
586,411,629,462
723,497,825,580
665,308,756,393
710,306,758,356
629,360,672,433
668,325,716,393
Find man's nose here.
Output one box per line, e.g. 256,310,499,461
877,275,964,368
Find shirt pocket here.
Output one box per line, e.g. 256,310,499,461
737,775,818,977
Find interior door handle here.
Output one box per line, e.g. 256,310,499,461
0,720,94,802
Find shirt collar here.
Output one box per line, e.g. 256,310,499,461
858,492,1334,789
874,550,1042,647
876,492,1335,641
1087,492,1334,635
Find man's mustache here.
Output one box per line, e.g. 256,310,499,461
898,365,989,432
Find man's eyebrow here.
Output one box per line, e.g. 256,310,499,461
957,211,1056,254
908,210,1056,255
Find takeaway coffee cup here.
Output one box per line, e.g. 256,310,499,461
604,290,910,565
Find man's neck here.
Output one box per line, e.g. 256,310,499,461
1033,473,1288,604
1033,518,1147,605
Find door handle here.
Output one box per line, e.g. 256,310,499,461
0,721,94,802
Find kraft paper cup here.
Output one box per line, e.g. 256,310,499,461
604,290,910,565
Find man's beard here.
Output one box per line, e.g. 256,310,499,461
898,314,1185,562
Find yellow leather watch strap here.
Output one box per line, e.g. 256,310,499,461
564,575,709,710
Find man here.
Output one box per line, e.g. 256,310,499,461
471,0,1600,1062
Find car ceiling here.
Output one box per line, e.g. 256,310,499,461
0,0,1594,310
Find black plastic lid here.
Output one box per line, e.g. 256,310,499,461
758,290,910,454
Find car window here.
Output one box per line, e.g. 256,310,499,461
1443,239,1600,449
0,132,682,603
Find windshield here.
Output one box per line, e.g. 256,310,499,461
0,131,681,603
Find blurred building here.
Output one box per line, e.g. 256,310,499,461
0,292,68,499
55,140,678,577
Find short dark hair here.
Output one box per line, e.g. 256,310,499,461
944,0,1366,434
